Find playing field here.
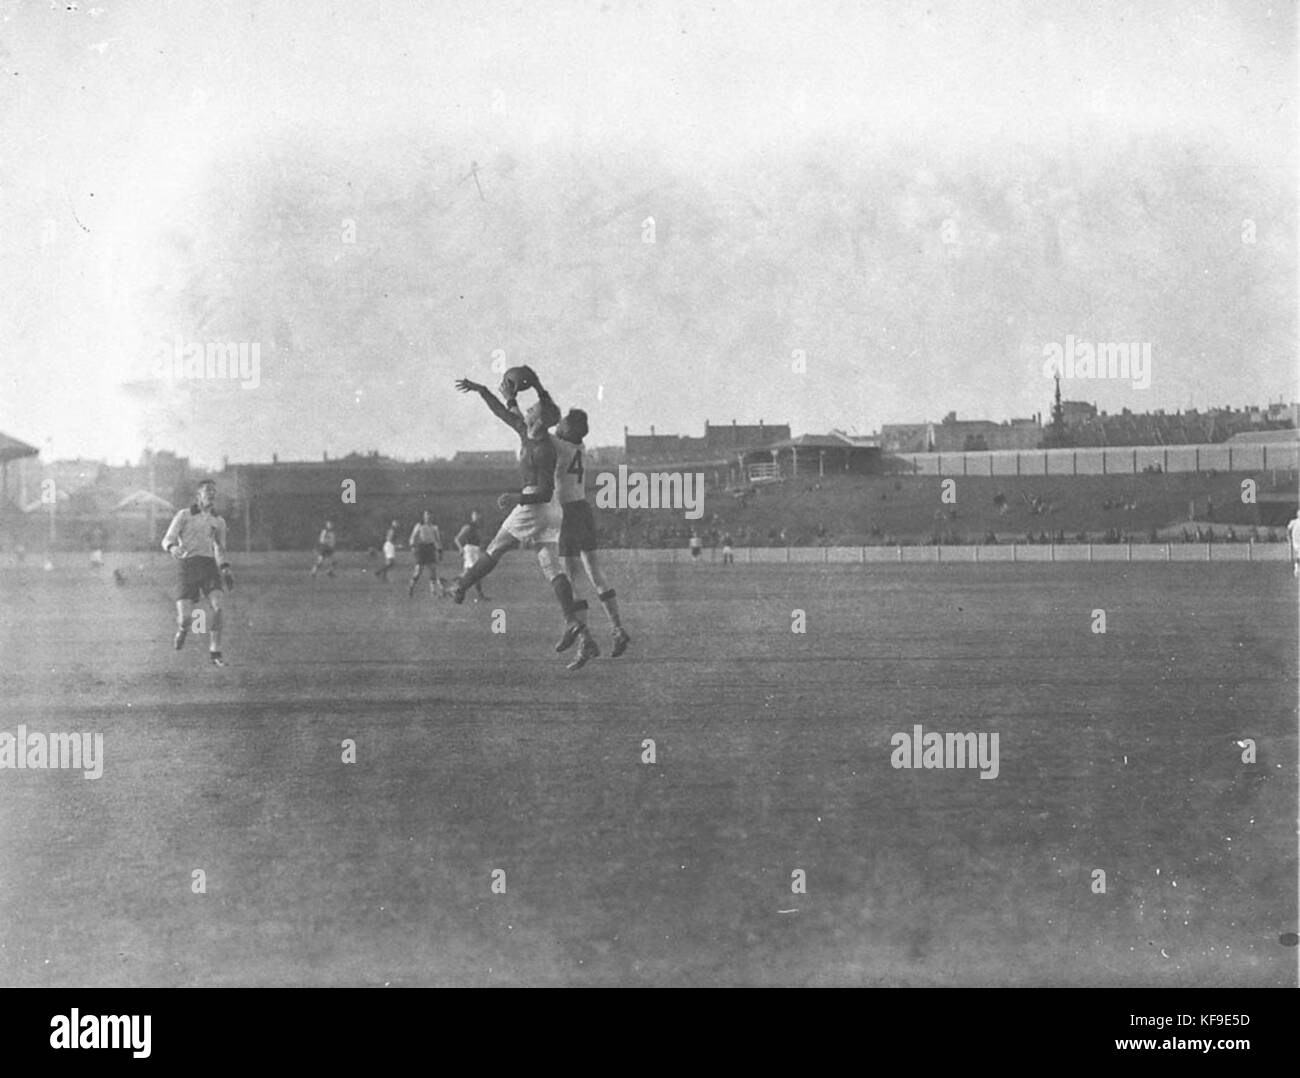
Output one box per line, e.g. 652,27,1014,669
0,552,1295,986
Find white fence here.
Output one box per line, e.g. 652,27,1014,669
605,543,1293,564
900,442,1299,477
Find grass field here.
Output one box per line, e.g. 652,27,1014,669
0,551,1295,986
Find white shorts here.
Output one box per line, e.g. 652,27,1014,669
462,544,483,569
382,541,396,560
492,499,561,550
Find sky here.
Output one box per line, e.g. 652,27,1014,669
0,0,1295,466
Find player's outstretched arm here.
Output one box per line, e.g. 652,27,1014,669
455,378,525,434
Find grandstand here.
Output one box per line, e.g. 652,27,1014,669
600,469,1298,549
229,457,519,552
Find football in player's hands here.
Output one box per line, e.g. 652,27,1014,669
498,366,537,399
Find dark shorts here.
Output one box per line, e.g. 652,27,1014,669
415,543,439,566
559,500,598,557
178,556,223,603
317,544,335,558
690,546,702,558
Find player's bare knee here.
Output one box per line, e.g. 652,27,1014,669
537,547,561,583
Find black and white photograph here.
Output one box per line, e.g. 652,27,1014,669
0,0,1296,1013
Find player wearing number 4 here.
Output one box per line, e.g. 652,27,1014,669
161,478,234,667
551,408,631,658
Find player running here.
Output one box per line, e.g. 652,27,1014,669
376,519,400,581
408,511,449,597
453,509,488,601
452,371,599,669
311,521,337,577
161,478,235,667
551,407,631,658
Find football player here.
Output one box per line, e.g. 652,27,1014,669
408,511,449,597
311,520,337,577
161,478,235,666
376,519,400,581
454,509,488,601
551,407,631,657
452,372,599,669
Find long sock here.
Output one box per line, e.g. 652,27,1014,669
209,606,222,651
598,588,622,630
552,573,587,627
458,551,499,590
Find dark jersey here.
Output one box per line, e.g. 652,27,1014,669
456,522,482,547
518,433,557,504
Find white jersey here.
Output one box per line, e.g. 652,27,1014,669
1288,517,1300,554
553,437,585,504
162,506,228,560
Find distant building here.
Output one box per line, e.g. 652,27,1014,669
930,412,1043,452
0,431,39,511
748,431,882,477
1060,401,1098,427
1267,401,1300,426
625,420,791,464
880,423,933,453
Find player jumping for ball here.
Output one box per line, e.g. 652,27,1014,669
161,478,235,667
452,370,600,669
551,406,631,658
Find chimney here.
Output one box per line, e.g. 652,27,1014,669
323,451,328,461
650,425,655,437
272,453,278,464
